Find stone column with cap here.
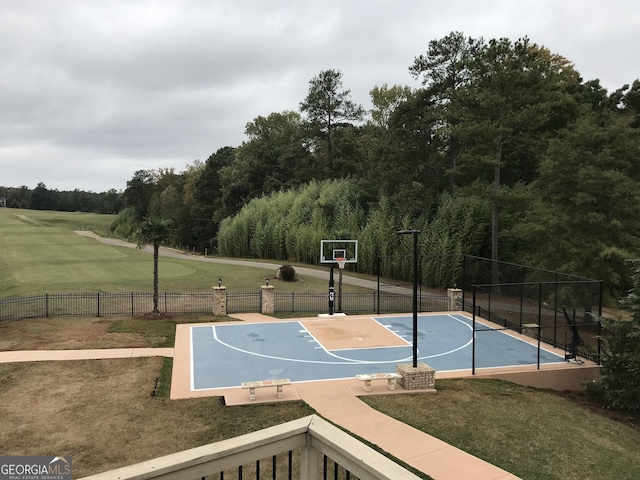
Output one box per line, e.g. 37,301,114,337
261,284,275,315
447,288,463,311
212,285,227,316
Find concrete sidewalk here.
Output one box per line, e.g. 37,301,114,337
298,380,520,480
0,347,174,363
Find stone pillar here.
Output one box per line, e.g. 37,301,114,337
212,286,227,316
447,288,463,311
261,285,275,315
396,362,437,392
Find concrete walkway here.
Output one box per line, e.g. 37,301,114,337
297,380,520,480
0,347,174,363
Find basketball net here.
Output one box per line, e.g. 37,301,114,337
336,257,347,270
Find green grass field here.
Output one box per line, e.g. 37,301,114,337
0,208,355,298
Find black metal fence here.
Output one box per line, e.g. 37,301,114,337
274,291,448,316
227,291,261,314
0,290,448,322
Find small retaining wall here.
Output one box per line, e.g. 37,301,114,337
473,365,601,392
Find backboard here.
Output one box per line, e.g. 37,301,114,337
320,239,358,264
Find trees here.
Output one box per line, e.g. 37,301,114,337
30,182,57,210
136,217,174,314
409,31,482,195
409,34,581,285
369,83,413,129
191,147,235,252
225,111,313,200
586,260,640,412
526,109,640,298
123,170,156,220
299,69,365,174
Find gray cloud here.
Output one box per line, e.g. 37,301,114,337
1,0,638,192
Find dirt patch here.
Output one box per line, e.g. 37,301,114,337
0,359,203,477
0,317,154,351
0,359,312,478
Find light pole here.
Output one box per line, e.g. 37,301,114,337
397,229,421,368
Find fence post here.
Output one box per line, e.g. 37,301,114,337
212,285,227,316
472,284,476,375
553,271,559,346
97,292,100,318
45,293,49,318
261,284,275,315
538,282,542,370
519,283,524,332
461,254,466,310
598,280,603,364
376,256,381,315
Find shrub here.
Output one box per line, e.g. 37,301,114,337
585,259,640,413
279,265,296,282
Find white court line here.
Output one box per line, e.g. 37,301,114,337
209,322,370,365
189,326,196,391
465,314,565,360
203,316,476,365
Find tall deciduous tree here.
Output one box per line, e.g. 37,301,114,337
231,111,313,197
299,69,364,174
369,83,413,129
191,147,235,252
123,170,156,221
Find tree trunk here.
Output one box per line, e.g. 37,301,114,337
492,147,501,294
327,110,333,172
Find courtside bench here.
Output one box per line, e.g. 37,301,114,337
355,373,402,392
241,379,291,400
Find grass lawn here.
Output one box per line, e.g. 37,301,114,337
0,208,358,297
363,380,640,480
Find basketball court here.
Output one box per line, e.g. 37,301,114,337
170,312,568,401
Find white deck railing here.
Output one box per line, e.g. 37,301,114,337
80,415,422,480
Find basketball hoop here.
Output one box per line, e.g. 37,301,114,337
336,257,347,270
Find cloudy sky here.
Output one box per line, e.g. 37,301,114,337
1,0,638,193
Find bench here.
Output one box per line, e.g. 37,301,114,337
355,373,402,392
241,379,291,400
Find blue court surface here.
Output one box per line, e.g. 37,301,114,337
190,314,565,391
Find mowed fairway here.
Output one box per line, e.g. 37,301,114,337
0,209,331,298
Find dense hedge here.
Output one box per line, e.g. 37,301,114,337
218,179,488,287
